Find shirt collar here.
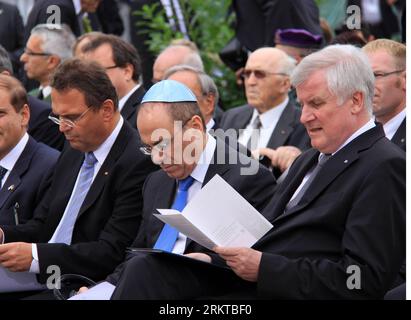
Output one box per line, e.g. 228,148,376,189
189,133,216,185
39,85,52,98
206,118,215,132
118,83,141,112
92,116,124,165
329,118,376,156
382,108,406,140
0,133,29,171
251,96,289,129
72,0,82,15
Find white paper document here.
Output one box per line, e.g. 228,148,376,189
0,266,46,293
154,174,273,250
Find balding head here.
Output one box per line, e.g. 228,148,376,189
244,47,295,113
153,45,204,83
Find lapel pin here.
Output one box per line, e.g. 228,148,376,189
104,171,109,176
401,138,405,143
8,185,15,191
344,160,348,164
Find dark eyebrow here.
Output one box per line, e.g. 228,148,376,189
151,137,164,147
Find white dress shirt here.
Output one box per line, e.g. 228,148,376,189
118,84,141,113
38,85,52,100
382,109,405,141
70,134,217,300
30,117,125,273
238,97,289,149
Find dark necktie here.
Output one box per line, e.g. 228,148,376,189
153,176,195,252
0,165,8,187
247,116,262,151
285,154,331,211
37,89,44,100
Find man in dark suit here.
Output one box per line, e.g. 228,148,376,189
25,0,123,40
0,44,65,151
0,1,24,74
0,75,59,226
363,39,406,152
0,59,157,292
232,0,321,52
71,79,275,299
164,65,220,131
82,34,145,129
220,47,310,174
109,45,405,300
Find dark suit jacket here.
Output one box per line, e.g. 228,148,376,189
0,137,59,226
24,0,123,40
251,125,405,299
106,137,276,284
1,121,158,282
120,85,145,129
391,118,406,152
27,95,66,151
233,0,322,51
0,2,24,52
219,101,311,163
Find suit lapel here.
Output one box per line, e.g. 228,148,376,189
0,138,39,209
120,86,145,121
233,105,253,134
391,117,406,150
274,125,385,223
76,122,130,219
149,175,177,244
266,101,297,149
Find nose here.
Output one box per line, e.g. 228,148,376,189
20,52,28,63
151,149,164,165
59,121,72,133
300,105,315,125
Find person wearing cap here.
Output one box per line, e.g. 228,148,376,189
71,79,276,300
275,28,323,64
0,59,157,298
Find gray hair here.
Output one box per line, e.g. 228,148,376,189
278,55,296,76
164,64,219,107
291,44,374,114
0,45,13,73
31,23,76,61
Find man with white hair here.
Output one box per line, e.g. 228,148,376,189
110,44,405,300
20,24,75,102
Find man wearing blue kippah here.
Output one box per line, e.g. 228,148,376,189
71,80,276,300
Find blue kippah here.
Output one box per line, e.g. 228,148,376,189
141,80,197,103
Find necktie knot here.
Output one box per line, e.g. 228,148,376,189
84,152,97,168
178,176,195,191
0,165,8,182
253,116,262,129
318,154,331,167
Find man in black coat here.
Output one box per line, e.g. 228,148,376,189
0,59,157,292
70,80,276,299
110,45,405,300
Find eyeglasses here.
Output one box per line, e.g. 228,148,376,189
373,69,404,79
241,69,288,79
23,47,52,57
48,107,92,128
139,117,192,156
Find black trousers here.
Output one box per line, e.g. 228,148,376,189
111,251,257,300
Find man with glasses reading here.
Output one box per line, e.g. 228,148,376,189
70,79,276,300
220,47,310,176
362,39,406,151
0,59,157,298
20,24,75,102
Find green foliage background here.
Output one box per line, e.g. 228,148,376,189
133,0,246,109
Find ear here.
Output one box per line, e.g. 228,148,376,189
122,63,134,82
47,55,61,70
203,93,215,118
190,115,205,133
20,104,30,128
100,99,116,121
281,77,291,94
400,70,406,91
350,91,364,114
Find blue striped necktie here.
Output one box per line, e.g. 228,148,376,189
153,175,195,252
51,152,98,244
0,166,8,187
